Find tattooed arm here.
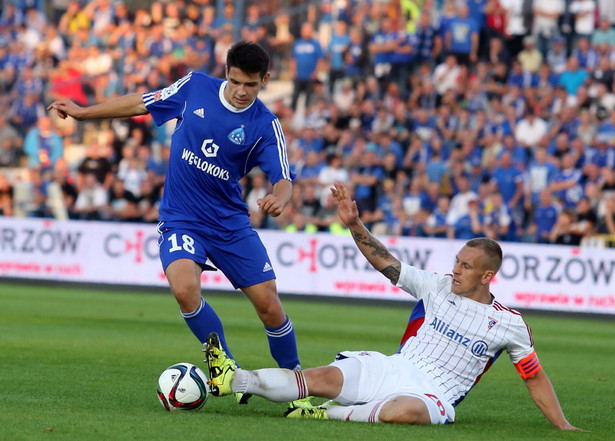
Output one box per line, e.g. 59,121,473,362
331,183,402,284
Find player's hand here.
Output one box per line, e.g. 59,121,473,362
558,423,587,432
257,194,285,217
47,99,83,120
331,183,359,227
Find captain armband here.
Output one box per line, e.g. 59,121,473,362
514,350,543,379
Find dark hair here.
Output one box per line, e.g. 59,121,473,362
466,237,503,273
226,40,270,78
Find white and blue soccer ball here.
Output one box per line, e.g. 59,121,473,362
157,362,209,411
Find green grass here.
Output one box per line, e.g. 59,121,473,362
0,283,613,441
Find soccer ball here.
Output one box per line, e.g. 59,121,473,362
157,362,209,411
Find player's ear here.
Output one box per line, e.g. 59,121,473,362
482,270,494,285
261,72,271,87
224,65,229,79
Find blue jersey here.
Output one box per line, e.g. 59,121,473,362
144,72,294,233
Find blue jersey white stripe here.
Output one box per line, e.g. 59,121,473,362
272,118,291,180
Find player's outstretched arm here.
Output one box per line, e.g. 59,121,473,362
331,183,401,284
523,369,584,431
47,92,148,121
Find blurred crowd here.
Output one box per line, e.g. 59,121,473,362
2,0,615,247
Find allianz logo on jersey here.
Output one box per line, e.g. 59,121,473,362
430,317,471,347
429,317,489,357
181,146,230,181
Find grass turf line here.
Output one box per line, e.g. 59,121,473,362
0,283,613,441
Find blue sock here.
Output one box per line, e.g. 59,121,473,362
265,316,301,370
181,298,234,361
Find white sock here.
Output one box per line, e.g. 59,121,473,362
232,368,308,402
326,401,386,423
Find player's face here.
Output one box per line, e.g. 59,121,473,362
224,66,270,109
451,246,493,299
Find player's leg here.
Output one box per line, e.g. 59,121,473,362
164,258,234,359
158,224,235,359
165,258,203,313
375,396,432,424
205,332,342,401
241,281,301,370
210,229,301,371
289,352,453,424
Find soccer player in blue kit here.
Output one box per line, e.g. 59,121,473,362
48,42,303,401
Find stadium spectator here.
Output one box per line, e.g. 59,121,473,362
0,173,14,216
571,37,598,71
369,177,399,235
484,190,517,241
592,17,615,48
515,107,548,150
290,22,325,111
369,16,396,88
73,171,108,220
525,146,558,206
446,173,478,224
327,20,351,94
48,41,306,399
432,54,461,97
8,92,46,137
550,153,584,208
389,16,414,99
557,56,589,97
246,172,269,229
549,208,583,245
50,158,78,220
57,1,90,45
116,144,147,198
569,0,596,47
572,196,598,237
448,196,485,240
76,141,114,192
318,152,350,205
136,176,160,223
500,0,529,58
597,193,615,235
545,35,568,74
532,0,565,56
203,184,581,430
517,36,543,74
424,194,450,238
413,10,441,67
23,116,63,173
445,2,479,66
528,188,560,243
105,177,141,222
0,113,22,167
484,0,506,41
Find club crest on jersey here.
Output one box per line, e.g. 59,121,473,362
201,139,220,158
228,126,246,145
487,317,498,330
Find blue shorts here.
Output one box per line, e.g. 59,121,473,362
157,222,276,289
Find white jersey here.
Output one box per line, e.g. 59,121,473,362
394,263,537,407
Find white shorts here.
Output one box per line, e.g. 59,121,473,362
329,351,455,425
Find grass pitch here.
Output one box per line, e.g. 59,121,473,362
0,282,613,441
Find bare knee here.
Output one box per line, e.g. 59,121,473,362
242,281,286,327
171,278,201,312
379,397,432,425
255,300,286,327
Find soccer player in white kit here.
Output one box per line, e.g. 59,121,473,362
204,183,581,430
